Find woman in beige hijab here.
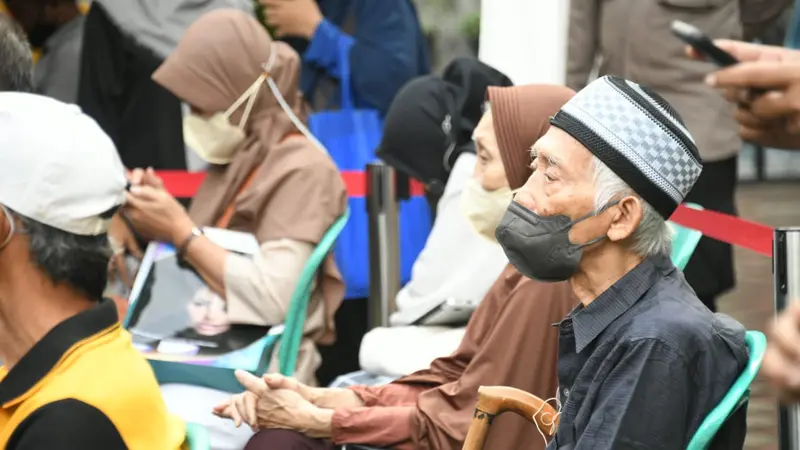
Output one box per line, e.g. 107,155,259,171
118,9,347,450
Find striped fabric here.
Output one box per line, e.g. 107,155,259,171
551,76,702,218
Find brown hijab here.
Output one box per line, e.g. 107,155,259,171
394,85,577,450
489,85,577,190
152,10,347,344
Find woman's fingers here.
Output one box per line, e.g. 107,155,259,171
244,393,257,427
263,373,289,389
128,168,145,185
144,167,165,189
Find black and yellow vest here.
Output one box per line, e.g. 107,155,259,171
0,300,185,449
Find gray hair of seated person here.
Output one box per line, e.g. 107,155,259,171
0,15,34,93
10,211,111,301
592,156,673,258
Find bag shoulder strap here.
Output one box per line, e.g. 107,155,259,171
214,132,302,229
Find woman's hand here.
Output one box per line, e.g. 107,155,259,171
262,374,315,402
213,391,260,429
214,371,334,438
128,167,165,190
123,185,195,245
263,373,364,409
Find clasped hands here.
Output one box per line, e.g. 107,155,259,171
212,371,334,439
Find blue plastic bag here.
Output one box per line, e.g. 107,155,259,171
308,40,431,299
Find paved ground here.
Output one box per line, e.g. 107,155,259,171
717,182,800,450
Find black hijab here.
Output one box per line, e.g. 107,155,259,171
376,75,459,197
377,59,513,196
442,57,514,146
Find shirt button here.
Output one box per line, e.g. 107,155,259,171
563,388,570,398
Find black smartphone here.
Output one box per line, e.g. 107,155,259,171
671,20,738,67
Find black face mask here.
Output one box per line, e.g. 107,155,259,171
495,200,618,282
27,23,57,48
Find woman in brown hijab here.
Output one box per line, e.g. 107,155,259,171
217,84,577,450
118,10,346,444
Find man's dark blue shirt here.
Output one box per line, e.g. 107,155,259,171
547,255,748,449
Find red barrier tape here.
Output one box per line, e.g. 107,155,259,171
670,205,773,257
157,170,775,257
156,170,426,199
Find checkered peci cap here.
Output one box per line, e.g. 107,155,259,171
550,76,702,218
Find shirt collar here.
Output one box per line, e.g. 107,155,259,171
570,254,674,353
0,299,118,406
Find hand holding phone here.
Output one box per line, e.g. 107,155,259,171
672,20,766,99
671,20,739,67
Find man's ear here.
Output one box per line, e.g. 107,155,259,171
606,196,642,242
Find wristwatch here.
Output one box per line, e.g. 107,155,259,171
177,226,203,257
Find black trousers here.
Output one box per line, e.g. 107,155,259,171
683,156,738,312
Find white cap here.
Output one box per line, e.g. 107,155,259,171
0,93,126,236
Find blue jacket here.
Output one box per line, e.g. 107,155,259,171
301,0,430,116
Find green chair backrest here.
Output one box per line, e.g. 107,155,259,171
669,203,704,270
685,330,767,450
184,422,211,450
276,209,350,376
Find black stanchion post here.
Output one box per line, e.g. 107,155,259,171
774,227,800,450
366,161,400,330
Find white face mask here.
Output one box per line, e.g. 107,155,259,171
182,43,330,166
460,178,515,243
182,72,266,165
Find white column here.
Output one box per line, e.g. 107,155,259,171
478,0,571,86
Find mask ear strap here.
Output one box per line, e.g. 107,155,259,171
0,205,15,250
236,75,266,130
224,42,280,130
564,199,622,229
224,75,266,125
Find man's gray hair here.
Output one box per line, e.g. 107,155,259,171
12,211,111,300
592,156,673,257
0,14,34,93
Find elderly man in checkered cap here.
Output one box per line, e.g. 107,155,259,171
495,75,748,449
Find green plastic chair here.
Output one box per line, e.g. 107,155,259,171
685,330,767,450
668,203,704,271
184,422,210,450
267,208,350,376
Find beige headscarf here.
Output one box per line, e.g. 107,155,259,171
152,9,347,344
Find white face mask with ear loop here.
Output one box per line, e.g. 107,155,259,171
182,44,285,165
460,178,517,244
0,205,16,251
533,393,563,448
